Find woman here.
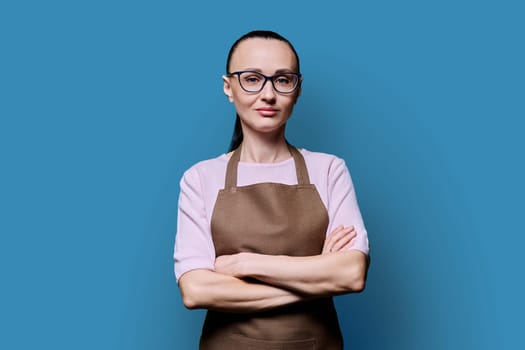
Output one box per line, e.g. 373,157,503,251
174,30,370,349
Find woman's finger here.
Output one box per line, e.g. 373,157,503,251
327,226,354,246
324,227,345,245
339,238,355,251
322,225,344,252
331,230,357,252
323,226,355,253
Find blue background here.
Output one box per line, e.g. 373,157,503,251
1,0,523,349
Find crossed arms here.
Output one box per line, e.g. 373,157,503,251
178,225,369,313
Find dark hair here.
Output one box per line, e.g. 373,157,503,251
226,30,301,151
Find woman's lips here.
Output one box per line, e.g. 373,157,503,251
256,108,278,117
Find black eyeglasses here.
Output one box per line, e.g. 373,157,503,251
227,70,302,94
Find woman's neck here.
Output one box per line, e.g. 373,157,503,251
239,130,291,163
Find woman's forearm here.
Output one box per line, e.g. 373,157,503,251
216,250,368,296
178,269,308,313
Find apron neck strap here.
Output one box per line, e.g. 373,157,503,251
225,143,311,189
288,143,311,185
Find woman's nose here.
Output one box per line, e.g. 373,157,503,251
260,79,277,101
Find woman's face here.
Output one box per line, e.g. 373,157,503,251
223,38,301,136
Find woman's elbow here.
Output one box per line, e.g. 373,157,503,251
181,291,200,310
349,271,366,293
178,273,207,309
180,284,199,309
341,254,368,293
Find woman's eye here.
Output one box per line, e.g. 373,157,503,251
275,76,291,85
243,75,262,84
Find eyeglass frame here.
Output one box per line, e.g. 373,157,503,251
227,70,302,94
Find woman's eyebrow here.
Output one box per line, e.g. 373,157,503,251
238,68,296,74
274,68,296,73
237,68,262,72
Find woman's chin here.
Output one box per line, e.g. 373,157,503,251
241,117,289,135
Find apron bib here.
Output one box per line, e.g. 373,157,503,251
200,144,343,350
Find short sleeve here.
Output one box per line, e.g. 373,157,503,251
173,166,216,282
327,158,370,255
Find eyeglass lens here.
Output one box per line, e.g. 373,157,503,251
238,72,298,93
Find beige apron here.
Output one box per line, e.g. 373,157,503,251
200,144,343,349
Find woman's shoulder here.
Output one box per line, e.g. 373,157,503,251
300,148,354,188
180,153,228,181
300,148,347,168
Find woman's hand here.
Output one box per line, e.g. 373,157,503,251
322,225,357,254
215,252,250,278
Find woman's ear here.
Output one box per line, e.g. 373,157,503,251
222,75,234,103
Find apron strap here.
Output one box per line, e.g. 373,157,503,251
287,143,310,185
225,144,242,189
224,143,310,189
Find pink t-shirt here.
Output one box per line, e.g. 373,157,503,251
173,148,369,282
